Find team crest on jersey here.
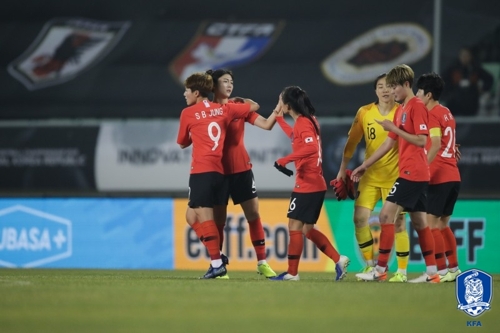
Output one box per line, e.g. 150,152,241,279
8,18,130,90
169,21,284,84
321,23,431,85
401,112,407,124
456,269,492,317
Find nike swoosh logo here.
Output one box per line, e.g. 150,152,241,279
426,277,434,282
368,122,374,125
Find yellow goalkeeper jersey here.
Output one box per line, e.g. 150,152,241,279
344,102,399,188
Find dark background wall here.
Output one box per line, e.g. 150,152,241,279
1,0,499,119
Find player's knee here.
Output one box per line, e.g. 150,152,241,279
353,216,369,228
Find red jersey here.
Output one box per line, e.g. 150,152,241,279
388,97,429,182
222,101,259,175
177,99,251,174
277,116,326,193
426,104,461,184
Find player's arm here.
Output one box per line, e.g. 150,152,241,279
337,109,364,180
276,129,317,166
230,97,260,112
276,115,293,138
375,119,427,147
351,137,396,181
252,111,277,130
177,111,191,149
427,127,441,163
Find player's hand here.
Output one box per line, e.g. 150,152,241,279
350,164,367,182
375,119,396,132
230,97,245,103
455,144,461,162
274,161,293,177
274,99,284,116
336,169,346,182
345,169,359,199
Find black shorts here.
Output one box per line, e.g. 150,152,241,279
221,170,258,205
385,177,428,213
287,191,326,224
427,181,461,217
188,172,225,208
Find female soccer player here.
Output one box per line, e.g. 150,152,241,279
335,74,409,282
353,65,438,283
269,86,350,281
416,72,461,282
177,72,259,279
187,69,277,278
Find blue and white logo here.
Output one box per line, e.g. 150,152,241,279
456,269,492,317
0,205,72,267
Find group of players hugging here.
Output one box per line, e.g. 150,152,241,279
177,64,461,282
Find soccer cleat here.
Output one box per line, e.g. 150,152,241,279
269,272,300,281
216,274,229,280
202,264,227,279
335,255,350,281
355,268,387,282
388,272,408,282
356,266,374,281
257,263,277,278
439,269,461,282
408,272,440,283
221,253,229,266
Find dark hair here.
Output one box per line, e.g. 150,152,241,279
373,73,387,105
184,72,213,97
206,69,233,91
416,72,445,101
281,86,319,134
373,73,387,89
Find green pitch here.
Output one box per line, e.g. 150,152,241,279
1,269,499,333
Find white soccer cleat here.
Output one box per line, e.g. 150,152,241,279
408,272,440,283
355,268,387,281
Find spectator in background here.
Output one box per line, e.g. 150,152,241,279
442,47,494,116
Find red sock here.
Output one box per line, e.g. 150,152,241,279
191,221,204,242
248,218,266,261
376,224,395,268
431,228,447,271
305,228,340,262
288,230,303,276
441,226,459,268
216,223,225,251
201,220,221,260
416,227,436,267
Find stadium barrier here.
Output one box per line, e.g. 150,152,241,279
1,119,499,196
0,198,497,273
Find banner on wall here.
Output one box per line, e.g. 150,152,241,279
0,126,99,190
324,199,499,273
0,198,173,269
173,198,338,273
95,119,295,191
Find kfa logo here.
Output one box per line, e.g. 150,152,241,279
169,21,284,83
0,205,72,267
8,18,130,90
456,269,492,317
